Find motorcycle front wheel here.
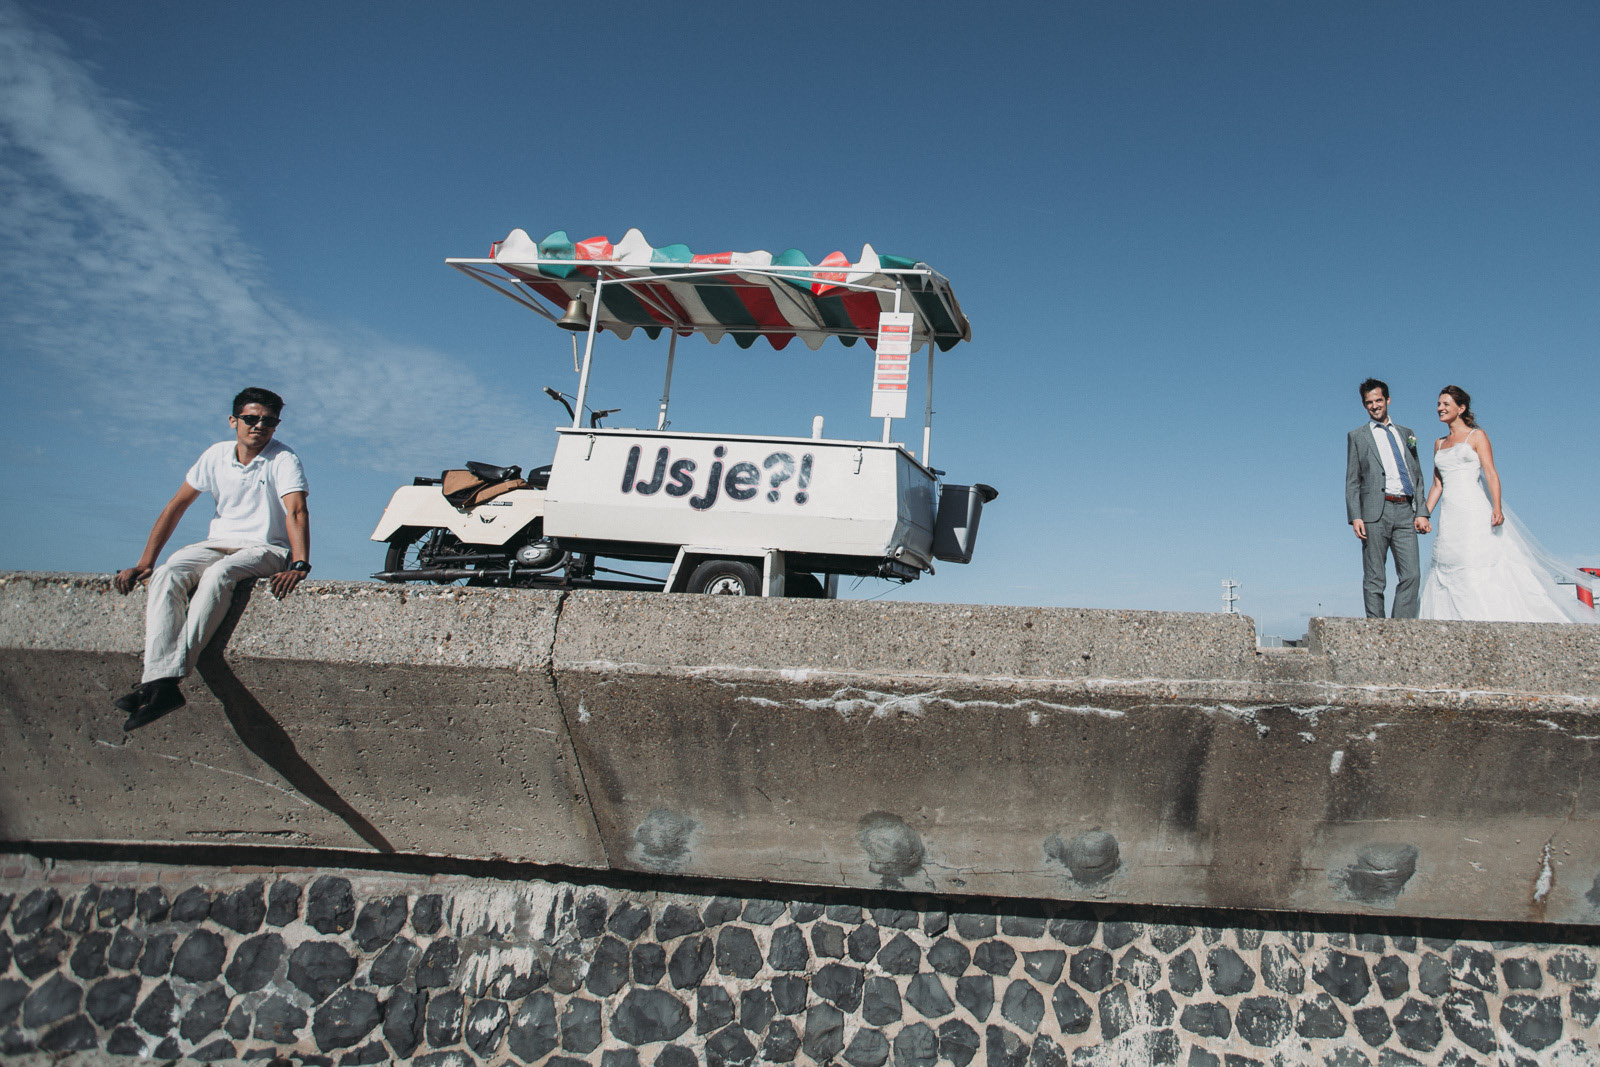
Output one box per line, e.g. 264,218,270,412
384,527,468,585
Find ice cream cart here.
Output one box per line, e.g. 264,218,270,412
371,228,996,596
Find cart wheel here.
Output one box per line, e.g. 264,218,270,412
686,559,762,596
786,572,826,598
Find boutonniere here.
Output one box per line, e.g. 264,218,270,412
1407,434,1417,448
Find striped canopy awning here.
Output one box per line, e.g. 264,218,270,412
448,228,972,353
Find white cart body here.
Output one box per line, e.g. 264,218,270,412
545,428,936,574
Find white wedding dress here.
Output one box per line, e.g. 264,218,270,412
1419,432,1595,623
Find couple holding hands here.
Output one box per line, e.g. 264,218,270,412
1346,377,1592,623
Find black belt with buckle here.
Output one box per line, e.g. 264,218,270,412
1385,494,1412,503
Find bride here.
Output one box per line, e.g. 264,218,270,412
1419,386,1594,623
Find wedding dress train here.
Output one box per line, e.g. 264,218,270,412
1418,434,1594,623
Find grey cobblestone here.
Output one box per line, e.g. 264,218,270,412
1,858,1598,1064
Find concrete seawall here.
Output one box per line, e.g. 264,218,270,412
3,572,1598,927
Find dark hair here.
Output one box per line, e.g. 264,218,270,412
1358,378,1389,399
1439,385,1477,428
233,387,284,417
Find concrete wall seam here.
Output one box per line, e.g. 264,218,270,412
546,589,617,874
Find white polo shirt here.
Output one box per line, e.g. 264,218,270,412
186,439,308,549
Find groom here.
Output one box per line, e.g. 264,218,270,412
1346,378,1432,618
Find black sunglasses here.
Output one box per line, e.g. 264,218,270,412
236,414,281,429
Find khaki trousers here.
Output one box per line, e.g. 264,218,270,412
142,540,289,682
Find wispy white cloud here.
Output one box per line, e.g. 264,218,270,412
0,2,538,467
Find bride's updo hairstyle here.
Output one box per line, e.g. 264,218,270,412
1440,385,1478,428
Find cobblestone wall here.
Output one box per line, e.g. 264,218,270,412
2,856,1597,1065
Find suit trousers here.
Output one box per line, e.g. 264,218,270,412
142,539,289,682
1361,499,1420,619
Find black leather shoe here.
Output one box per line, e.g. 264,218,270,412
112,685,148,714
123,679,185,732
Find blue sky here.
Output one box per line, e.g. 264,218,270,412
2,1,1596,637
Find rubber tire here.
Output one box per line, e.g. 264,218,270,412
385,527,465,585
786,572,826,598
382,527,424,582
686,559,762,596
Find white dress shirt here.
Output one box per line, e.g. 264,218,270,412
1368,421,1409,496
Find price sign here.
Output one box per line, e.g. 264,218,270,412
870,311,913,419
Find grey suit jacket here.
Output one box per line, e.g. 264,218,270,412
1346,423,1429,523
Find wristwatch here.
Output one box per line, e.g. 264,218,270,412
290,560,312,573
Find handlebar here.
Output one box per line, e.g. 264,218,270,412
545,386,618,428
542,386,576,422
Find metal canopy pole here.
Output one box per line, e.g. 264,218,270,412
922,346,935,467
657,331,678,430
449,263,560,322
572,281,602,429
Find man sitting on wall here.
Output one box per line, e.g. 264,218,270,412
112,387,311,730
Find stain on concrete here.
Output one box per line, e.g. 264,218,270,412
1165,728,1212,832
631,809,697,873
1337,843,1419,906
857,813,925,887
1585,871,1600,912
1046,830,1121,885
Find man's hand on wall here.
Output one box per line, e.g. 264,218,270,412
114,566,151,594
269,568,305,600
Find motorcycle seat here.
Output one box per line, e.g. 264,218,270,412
442,467,526,511
465,461,521,483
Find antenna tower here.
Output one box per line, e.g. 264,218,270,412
1222,578,1240,614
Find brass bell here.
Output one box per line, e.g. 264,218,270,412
556,295,592,331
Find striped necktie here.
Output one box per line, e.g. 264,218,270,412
1380,425,1415,496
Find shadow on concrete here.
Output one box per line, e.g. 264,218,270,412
195,582,394,853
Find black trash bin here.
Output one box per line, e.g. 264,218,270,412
932,483,999,564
